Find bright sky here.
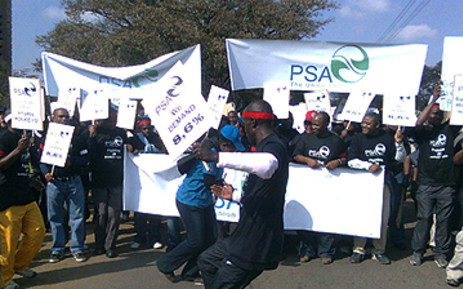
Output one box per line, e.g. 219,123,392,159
12,0,463,71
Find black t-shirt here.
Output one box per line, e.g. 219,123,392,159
228,133,289,271
88,126,127,188
0,129,36,211
347,130,396,168
293,132,346,164
405,122,461,186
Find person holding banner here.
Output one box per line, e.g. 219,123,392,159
406,85,462,268
156,133,223,283
128,117,165,250
293,111,347,264
0,121,46,289
195,100,289,289
347,112,406,265
40,108,89,263
87,110,131,258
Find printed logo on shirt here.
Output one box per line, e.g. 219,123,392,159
429,134,447,148
365,143,386,157
105,136,123,148
308,145,331,159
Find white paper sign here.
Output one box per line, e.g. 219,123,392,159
116,99,138,130
142,61,212,158
56,87,80,117
40,123,75,167
338,91,375,122
289,103,308,133
208,85,230,130
441,37,463,111
450,75,463,125
9,77,44,131
263,81,290,119
304,90,331,115
382,93,417,127
79,88,109,122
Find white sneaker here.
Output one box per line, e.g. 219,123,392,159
153,242,163,249
130,242,141,249
4,280,20,289
16,269,37,278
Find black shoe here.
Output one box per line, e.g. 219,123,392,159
410,252,423,266
73,252,88,263
372,252,391,265
94,249,106,256
350,252,365,264
49,252,64,263
434,255,449,268
106,250,118,258
164,272,181,283
447,279,460,287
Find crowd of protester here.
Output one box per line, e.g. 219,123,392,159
2,85,463,288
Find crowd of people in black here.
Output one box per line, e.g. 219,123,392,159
1,85,463,288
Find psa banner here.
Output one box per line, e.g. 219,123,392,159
226,39,427,95
41,45,201,99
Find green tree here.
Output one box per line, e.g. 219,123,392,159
417,62,441,112
36,0,337,94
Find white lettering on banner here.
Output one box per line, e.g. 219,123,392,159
123,153,384,238
9,77,44,131
142,61,211,158
40,123,75,167
226,39,427,95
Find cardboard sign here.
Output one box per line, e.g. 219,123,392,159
263,81,290,119
383,93,417,127
79,88,109,122
338,91,375,122
9,77,44,131
40,123,75,167
304,90,331,115
208,85,230,129
116,98,138,130
142,61,211,158
450,75,463,125
56,87,80,117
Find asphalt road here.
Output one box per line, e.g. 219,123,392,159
14,200,454,289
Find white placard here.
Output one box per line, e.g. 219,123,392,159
289,103,308,133
9,77,44,131
450,75,463,125
382,93,417,127
263,81,290,119
142,61,211,158
304,90,332,114
79,88,109,122
441,37,463,111
57,87,80,117
338,90,376,122
208,85,230,130
40,123,75,167
123,153,384,238
116,98,138,130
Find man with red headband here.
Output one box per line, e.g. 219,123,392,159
406,84,461,268
194,100,289,289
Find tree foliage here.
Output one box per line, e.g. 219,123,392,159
36,0,337,93
417,62,441,111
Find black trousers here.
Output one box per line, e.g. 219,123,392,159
411,184,455,256
198,239,263,289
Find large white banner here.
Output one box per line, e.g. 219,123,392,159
41,45,201,100
142,61,212,158
441,37,463,111
123,151,241,222
9,77,44,131
40,123,75,167
382,93,417,127
226,39,427,95
124,153,385,238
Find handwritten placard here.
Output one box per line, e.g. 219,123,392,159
9,77,44,131
40,123,75,167
208,85,230,129
116,98,138,130
383,93,416,126
338,91,376,123
263,81,290,119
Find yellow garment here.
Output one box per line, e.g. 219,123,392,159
0,202,45,287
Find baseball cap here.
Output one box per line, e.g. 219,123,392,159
305,110,318,122
220,125,245,152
